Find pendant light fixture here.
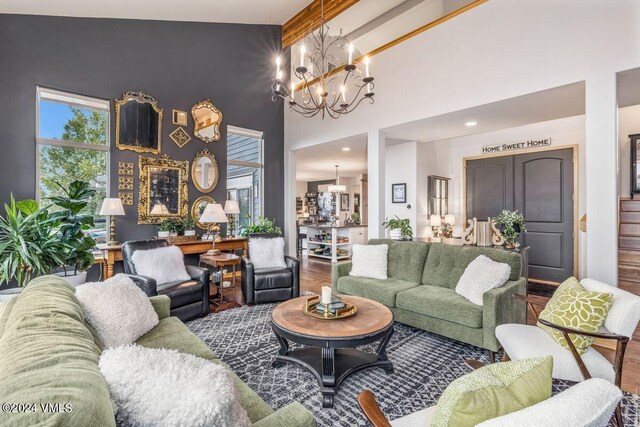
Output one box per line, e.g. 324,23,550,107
328,164,347,194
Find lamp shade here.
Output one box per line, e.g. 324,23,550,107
224,200,241,214
327,184,347,194
199,203,228,224
430,215,442,226
99,198,125,216
150,203,170,215
444,214,456,225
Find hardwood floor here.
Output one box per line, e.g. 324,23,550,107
216,256,639,393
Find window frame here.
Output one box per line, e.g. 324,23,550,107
35,86,111,211
226,125,264,222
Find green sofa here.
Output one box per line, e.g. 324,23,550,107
0,276,315,427
332,240,526,353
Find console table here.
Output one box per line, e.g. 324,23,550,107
97,237,248,279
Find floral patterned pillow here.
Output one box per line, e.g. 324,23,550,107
538,277,613,355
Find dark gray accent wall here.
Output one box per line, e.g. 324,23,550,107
0,14,286,242
308,180,336,193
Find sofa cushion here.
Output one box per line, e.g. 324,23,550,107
396,285,483,328
336,275,418,307
136,316,219,361
0,276,115,426
254,267,293,290
368,239,430,284
422,244,522,289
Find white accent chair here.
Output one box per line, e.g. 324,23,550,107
495,278,640,426
358,378,622,427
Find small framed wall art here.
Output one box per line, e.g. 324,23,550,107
118,176,134,190
118,161,134,176
172,110,188,126
119,192,134,206
169,127,191,148
392,183,406,203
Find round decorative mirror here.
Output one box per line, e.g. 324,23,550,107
192,149,219,193
192,196,216,230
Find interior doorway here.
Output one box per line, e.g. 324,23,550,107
465,146,577,284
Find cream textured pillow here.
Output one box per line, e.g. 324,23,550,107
131,245,190,283
455,255,511,306
249,237,287,269
350,244,388,280
75,274,159,348
100,345,251,427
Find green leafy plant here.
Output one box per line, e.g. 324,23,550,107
493,210,527,248
351,212,360,223
182,216,195,231
47,180,97,274
382,216,413,240
0,196,67,287
158,218,183,234
240,216,282,237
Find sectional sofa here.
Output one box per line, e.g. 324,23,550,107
0,276,315,427
332,240,526,354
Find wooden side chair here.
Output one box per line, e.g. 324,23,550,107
357,361,623,427
495,278,640,427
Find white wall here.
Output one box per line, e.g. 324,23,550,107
284,0,640,283
618,105,640,196
385,141,418,235
416,140,450,237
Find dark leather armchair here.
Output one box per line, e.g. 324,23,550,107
241,233,300,304
121,239,210,322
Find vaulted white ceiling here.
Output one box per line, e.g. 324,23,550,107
0,0,312,25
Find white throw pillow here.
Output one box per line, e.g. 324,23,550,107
131,245,190,284
75,274,159,348
350,244,388,280
455,255,511,306
249,237,287,269
100,345,251,427
581,278,640,337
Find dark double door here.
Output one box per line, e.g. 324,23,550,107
466,148,574,283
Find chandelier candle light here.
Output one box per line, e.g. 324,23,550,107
271,0,375,119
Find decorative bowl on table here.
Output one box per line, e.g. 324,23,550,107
302,295,357,320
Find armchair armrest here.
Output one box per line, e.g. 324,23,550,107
252,402,316,427
537,318,630,342
331,261,352,289
285,255,301,298
149,295,171,319
241,257,255,304
126,274,158,296
186,265,210,285
357,390,392,427
483,278,527,352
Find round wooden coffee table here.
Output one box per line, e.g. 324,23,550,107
271,295,394,408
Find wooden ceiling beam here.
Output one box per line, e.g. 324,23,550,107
282,0,359,48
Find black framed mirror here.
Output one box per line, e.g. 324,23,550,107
115,91,163,154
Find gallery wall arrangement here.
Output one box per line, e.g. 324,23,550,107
0,14,287,242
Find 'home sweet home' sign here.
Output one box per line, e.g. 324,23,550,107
481,137,551,154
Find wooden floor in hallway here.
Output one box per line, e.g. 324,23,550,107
219,256,639,393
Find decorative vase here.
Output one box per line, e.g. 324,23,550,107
389,228,402,240
55,270,88,287
158,231,170,238
184,230,196,236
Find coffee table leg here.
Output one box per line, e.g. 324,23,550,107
376,327,395,374
272,329,289,368
321,347,336,408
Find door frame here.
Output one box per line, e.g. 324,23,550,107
462,144,579,284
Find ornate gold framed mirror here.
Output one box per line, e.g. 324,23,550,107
192,196,217,230
191,99,222,143
138,155,189,224
192,149,219,193
115,92,163,154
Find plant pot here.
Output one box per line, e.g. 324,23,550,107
389,228,402,240
0,287,22,303
184,230,196,236
158,231,170,238
55,270,88,287
169,232,178,237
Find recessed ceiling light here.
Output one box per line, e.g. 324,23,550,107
465,121,478,127
342,147,351,151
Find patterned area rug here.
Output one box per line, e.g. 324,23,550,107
187,304,640,426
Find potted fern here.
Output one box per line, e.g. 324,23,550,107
494,210,526,248
382,216,413,241
240,216,282,237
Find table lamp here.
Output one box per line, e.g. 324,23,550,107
443,214,456,238
100,198,125,246
430,214,442,238
199,203,228,244
224,200,241,237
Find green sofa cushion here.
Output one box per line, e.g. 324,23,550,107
422,244,522,289
336,275,418,307
0,276,115,427
369,239,430,284
396,285,483,328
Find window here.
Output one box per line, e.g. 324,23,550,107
227,126,263,233
36,87,110,243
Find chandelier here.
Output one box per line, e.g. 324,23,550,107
328,165,347,194
271,0,375,119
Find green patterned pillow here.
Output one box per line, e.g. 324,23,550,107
431,356,552,427
538,277,613,355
